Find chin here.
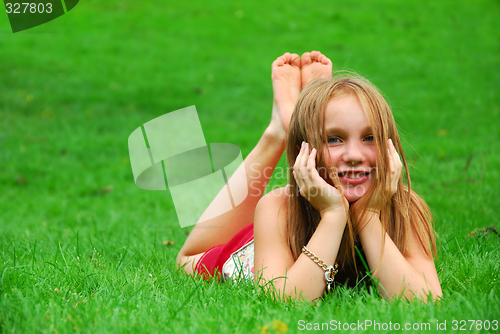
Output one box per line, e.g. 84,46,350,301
345,195,363,203
346,197,361,203
341,185,369,203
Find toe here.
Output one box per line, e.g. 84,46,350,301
310,50,322,62
274,52,301,68
300,52,312,67
272,57,284,67
290,53,300,67
318,54,332,66
273,53,291,67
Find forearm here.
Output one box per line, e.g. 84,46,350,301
358,215,438,300
267,210,346,300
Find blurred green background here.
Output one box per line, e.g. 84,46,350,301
1,0,499,332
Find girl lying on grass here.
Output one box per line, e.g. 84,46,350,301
177,51,442,301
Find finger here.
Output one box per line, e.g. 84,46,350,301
292,169,305,192
388,139,403,169
293,144,305,175
387,140,396,166
306,147,318,182
388,139,399,158
387,148,395,173
387,139,402,194
307,148,331,194
293,143,311,197
293,141,305,169
296,143,312,193
387,149,399,186
294,142,309,181
298,142,310,169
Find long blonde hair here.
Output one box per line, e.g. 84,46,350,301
285,73,436,268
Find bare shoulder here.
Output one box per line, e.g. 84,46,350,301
254,186,291,239
260,186,291,206
255,187,290,221
254,186,296,277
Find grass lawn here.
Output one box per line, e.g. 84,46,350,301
1,0,499,332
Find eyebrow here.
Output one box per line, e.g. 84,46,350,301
325,125,373,135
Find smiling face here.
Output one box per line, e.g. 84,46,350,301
323,93,377,202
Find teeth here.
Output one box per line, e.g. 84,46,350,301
342,173,366,178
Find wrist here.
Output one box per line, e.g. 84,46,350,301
364,209,380,220
356,211,380,233
320,206,347,222
350,201,379,221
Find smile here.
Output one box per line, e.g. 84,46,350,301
338,171,371,185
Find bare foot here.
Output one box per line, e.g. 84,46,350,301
300,51,332,90
269,52,301,140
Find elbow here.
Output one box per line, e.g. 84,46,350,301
381,280,443,302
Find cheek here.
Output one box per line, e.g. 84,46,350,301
368,148,377,166
322,147,341,167
321,148,342,183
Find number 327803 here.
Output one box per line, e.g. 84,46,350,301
5,3,53,14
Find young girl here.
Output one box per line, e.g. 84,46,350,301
177,51,442,301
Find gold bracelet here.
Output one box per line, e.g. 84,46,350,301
302,246,339,292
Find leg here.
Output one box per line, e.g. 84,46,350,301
177,53,301,272
271,52,302,134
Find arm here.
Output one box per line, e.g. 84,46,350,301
354,139,442,300
254,143,348,300
357,212,442,300
254,189,346,300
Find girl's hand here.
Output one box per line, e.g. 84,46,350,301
293,142,347,217
387,139,403,198
351,139,402,229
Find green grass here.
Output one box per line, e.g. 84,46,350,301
1,0,499,333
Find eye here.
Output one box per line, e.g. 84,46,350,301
327,137,341,144
364,135,374,142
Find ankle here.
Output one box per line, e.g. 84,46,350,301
263,124,286,151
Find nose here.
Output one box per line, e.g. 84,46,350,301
342,140,365,165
